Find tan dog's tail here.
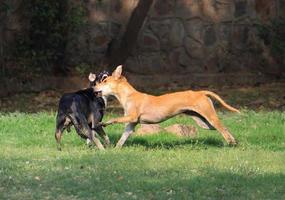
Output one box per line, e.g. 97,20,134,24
202,91,240,113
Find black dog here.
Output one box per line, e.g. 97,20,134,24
55,71,110,150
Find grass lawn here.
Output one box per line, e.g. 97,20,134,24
0,110,284,199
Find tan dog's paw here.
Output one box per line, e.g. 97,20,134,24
228,139,238,147
98,121,114,127
98,122,108,127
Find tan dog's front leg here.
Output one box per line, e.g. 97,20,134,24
100,115,138,126
116,123,137,148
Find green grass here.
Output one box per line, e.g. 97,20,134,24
0,110,285,199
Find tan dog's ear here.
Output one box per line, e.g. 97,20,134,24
88,73,96,82
112,65,122,79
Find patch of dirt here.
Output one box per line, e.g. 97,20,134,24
215,82,285,110
0,81,284,113
0,90,61,113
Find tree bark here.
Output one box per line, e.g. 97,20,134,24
103,0,154,69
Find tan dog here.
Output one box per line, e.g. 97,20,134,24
95,65,239,148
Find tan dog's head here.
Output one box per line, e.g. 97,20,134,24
93,65,124,97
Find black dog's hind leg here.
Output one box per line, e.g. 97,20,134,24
70,113,105,150
55,113,66,151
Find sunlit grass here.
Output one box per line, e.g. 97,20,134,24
0,110,284,199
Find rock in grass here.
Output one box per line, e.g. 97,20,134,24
136,124,197,138
165,124,197,137
136,124,163,136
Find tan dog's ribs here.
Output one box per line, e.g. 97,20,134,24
94,65,239,147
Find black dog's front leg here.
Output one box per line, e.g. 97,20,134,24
93,126,110,147
90,129,105,150
90,117,105,150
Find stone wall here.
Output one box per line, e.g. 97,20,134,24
124,0,284,74
64,0,284,75
1,0,284,76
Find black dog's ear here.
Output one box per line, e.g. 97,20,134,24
88,73,96,82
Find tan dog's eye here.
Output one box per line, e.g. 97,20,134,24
101,74,108,82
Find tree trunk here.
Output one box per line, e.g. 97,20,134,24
103,0,154,69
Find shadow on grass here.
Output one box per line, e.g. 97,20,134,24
1,156,284,199
107,133,225,149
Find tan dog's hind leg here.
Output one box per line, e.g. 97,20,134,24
116,123,137,148
207,114,237,145
192,98,237,145
190,115,215,130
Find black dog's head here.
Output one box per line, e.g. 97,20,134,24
88,70,110,87
88,70,110,97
